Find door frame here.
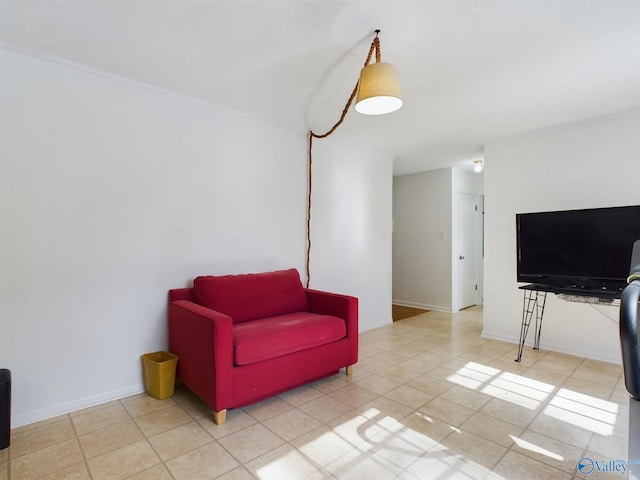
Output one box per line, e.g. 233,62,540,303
454,192,484,311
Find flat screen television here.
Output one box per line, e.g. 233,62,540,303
516,205,640,294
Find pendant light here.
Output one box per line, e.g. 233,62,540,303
305,30,401,287
355,32,403,115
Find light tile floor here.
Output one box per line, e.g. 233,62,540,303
2,306,635,479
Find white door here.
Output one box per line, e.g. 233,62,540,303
458,192,477,309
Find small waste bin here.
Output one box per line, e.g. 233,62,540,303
0,369,10,450
141,352,178,400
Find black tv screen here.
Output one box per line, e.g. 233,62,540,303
516,205,640,292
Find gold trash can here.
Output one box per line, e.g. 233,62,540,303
141,351,178,400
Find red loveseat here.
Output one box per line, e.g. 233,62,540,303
168,268,358,425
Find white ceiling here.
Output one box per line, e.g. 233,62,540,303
2,0,640,175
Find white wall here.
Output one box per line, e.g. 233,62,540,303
0,47,393,426
483,111,640,364
453,167,484,196
392,168,453,311
308,139,393,331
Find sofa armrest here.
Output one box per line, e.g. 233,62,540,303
305,289,358,366
168,300,233,411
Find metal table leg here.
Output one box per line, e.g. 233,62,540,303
515,289,547,362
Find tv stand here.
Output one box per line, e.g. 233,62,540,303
515,284,548,362
515,283,621,362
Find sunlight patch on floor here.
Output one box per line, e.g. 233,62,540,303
481,383,544,410
266,358,620,480
555,387,619,414
280,403,519,480
446,362,500,389
450,361,619,438
543,388,618,436
256,449,318,479
509,434,564,461
481,371,553,408
447,361,554,409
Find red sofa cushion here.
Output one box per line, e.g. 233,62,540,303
193,268,309,323
232,312,346,365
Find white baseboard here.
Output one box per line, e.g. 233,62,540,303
13,384,145,428
361,317,393,332
392,299,453,313
481,329,622,365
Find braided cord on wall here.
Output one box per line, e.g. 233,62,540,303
305,35,380,288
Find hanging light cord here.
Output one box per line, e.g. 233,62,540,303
305,32,381,288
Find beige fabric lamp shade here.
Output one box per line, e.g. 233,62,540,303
355,62,403,115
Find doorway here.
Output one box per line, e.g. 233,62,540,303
391,304,429,321
457,192,483,309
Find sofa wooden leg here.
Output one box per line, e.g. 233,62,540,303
213,409,226,425
346,365,354,376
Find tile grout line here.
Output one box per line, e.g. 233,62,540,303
7,307,630,480
119,397,173,480
67,411,95,480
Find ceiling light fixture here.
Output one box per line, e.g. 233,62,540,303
473,159,484,173
305,30,401,287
